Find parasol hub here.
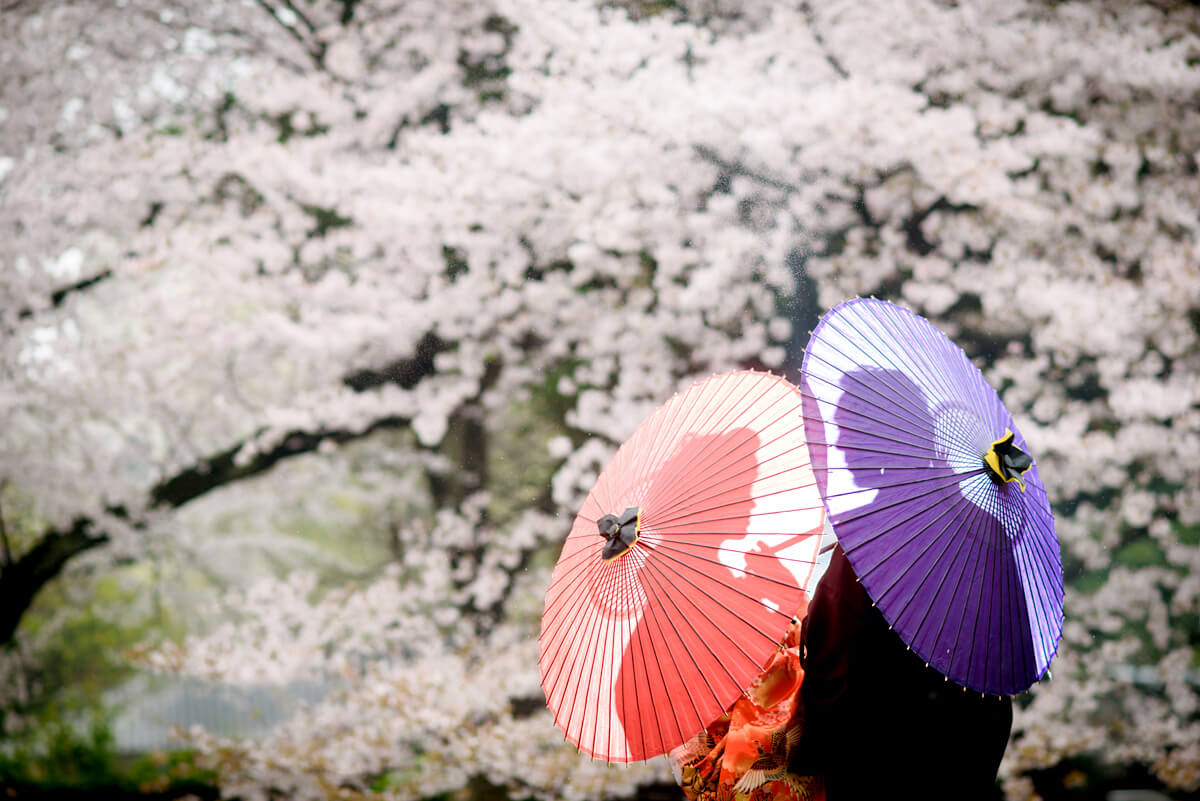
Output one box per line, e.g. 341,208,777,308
598,506,640,561
983,429,1033,492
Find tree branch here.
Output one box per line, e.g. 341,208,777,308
0,491,12,567
0,413,415,648
693,144,800,194
800,1,849,80
342,332,445,392
14,270,114,323
150,416,412,509
50,270,114,307
155,332,445,507
253,0,327,70
0,518,109,645
0,333,447,645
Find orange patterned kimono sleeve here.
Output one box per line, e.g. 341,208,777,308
669,607,825,801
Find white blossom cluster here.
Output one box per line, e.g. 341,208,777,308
1,0,791,544
2,0,1199,799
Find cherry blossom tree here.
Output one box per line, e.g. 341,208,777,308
2,0,1198,799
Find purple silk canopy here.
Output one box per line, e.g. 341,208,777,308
800,297,1064,696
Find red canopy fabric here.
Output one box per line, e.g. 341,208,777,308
540,370,825,762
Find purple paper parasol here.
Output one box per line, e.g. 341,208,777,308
800,297,1063,696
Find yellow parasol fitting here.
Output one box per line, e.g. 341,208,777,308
983,429,1033,492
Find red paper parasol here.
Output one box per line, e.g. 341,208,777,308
539,370,825,762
